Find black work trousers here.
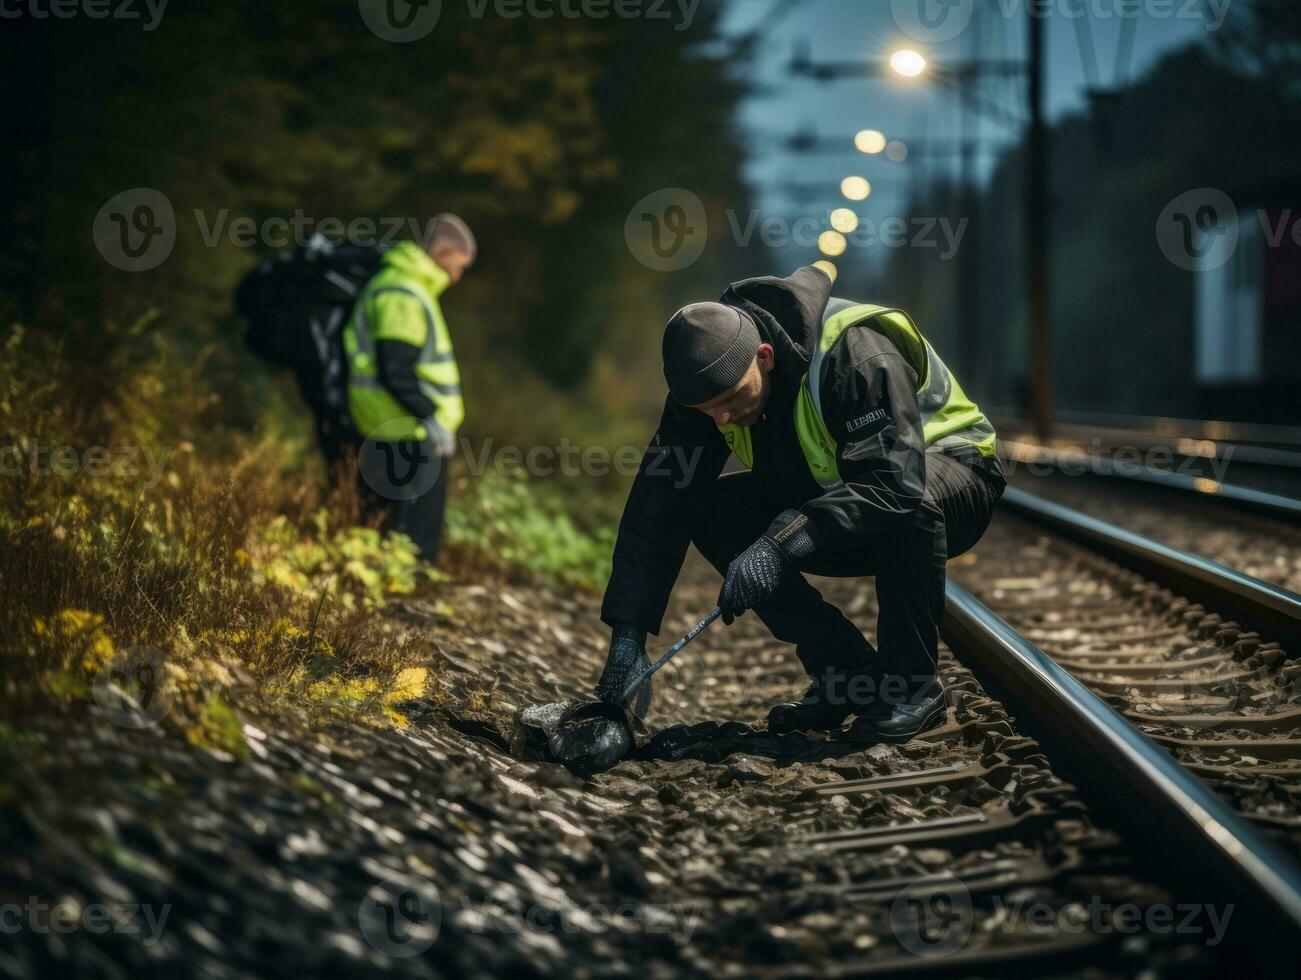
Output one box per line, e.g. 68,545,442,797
689,452,1003,701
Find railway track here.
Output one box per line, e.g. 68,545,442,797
990,412,1301,499
1000,438,1301,526
899,483,1301,969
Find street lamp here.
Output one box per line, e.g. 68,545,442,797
854,129,887,154
818,230,848,257
889,49,927,78
840,176,872,201
829,208,860,234
813,260,839,282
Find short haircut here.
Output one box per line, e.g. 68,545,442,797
425,213,477,262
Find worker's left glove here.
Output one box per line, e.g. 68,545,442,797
595,624,653,719
718,509,816,625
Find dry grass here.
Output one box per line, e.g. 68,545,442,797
0,322,445,748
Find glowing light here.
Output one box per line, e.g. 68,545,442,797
829,208,860,234
890,49,927,78
840,176,872,201
885,140,909,162
818,230,847,257
813,260,838,282
854,129,887,154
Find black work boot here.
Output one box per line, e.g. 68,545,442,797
767,667,879,734
870,680,947,742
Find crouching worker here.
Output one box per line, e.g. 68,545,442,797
596,266,1005,738
345,214,476,563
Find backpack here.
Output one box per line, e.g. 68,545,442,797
235,235,388,458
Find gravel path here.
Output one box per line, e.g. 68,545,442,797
1,555,1229,978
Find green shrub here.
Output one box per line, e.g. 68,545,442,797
445,467,614,591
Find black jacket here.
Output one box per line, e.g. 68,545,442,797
602,266,967,635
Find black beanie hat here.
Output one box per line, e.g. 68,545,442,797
662,303,761,405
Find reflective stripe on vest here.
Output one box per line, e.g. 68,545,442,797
345,285,465,444
718,300,996,488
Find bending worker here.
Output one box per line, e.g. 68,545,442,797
596,266,1005,738
344,214,476,562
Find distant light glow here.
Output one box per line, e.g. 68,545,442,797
818,230,847,257
840,177,872,201
885,140,909,162
890,49,927,78
829,208,860,234
1177,437,1217,459
854,129,887,154
813,260,838,282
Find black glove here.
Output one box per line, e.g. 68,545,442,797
718,509,816,625
595,624,653,719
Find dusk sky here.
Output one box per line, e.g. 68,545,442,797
722,0,1218,222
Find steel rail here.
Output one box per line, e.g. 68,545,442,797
999,486,1301,651
988,407,1301,448
1001,438,1301,525
942,584,1301,958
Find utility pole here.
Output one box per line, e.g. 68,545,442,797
1026,10,1053,442
958,27,980,393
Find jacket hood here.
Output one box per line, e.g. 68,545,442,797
383,241,451,298
719,265,834,356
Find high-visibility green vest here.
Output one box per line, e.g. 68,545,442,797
718,301,997,488
342,241,464,445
